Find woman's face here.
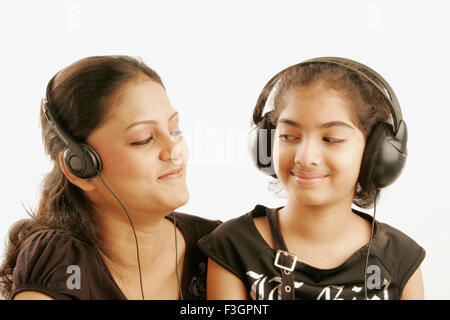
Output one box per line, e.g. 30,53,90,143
272,84,366,208
86,77,189,219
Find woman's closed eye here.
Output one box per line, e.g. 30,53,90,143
131,130,183,146
131,136,154,146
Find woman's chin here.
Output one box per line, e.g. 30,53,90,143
166,188,190,211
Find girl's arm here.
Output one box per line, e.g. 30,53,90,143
400,267,424,300
206,258,248,300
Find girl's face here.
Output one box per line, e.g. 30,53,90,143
273,84,366,208
86,78,189,220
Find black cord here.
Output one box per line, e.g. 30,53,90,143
364,189,380,300
97,173,145,300
173,212,183,300
97,172,183,300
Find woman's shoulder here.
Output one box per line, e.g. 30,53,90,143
12,229,97,299
17,229,91,262
167,212,221,234
169,211,222,227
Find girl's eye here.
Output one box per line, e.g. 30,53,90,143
279,134,299,141
323,137,345,143
131,136,153,146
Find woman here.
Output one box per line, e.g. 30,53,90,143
0,55,220,300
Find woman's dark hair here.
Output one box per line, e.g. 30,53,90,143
265,61,392,208
0,55,164,299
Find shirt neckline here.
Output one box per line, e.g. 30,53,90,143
93,213,189,300
246,205,380,273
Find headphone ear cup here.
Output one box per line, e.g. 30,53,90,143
248,111,277,177
358,123,391,191
63,144,102,179
359,122,406,190
82,144,102,178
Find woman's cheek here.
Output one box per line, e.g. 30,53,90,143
170,139,189,167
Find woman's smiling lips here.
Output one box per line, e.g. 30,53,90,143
290,171,329,185
157,168,183,180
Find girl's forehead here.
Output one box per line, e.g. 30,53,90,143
278,86,356,124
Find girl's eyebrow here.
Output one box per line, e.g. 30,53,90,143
125,111,179,130
277,118,355,130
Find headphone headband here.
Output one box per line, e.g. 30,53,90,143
253,57,403,134
42,98,86,159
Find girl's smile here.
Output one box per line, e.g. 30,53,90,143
273,83,366,207
290,171,329,185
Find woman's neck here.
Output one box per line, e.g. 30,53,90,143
94,207,172,273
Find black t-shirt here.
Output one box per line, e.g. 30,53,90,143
198,205,425,300
11,212,221,300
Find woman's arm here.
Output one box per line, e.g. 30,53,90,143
206,258,248,300
400,267,424,300
13,291,54,300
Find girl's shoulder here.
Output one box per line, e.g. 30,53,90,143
196,205,272,281
199,204,269,239
371,217,425,272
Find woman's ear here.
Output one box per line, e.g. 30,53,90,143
58,152,96,192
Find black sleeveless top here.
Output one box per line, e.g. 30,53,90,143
198,205,425,300
11,212,221,300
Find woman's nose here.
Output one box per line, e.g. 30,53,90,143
294,139,321,167
159,132,184,163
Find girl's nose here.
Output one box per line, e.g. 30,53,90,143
294,138,321,167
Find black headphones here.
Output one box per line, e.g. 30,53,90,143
42,75,183,300
42,76,102,179
249,57,408,190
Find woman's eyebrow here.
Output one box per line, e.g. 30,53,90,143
126,111,179,130
277,118,354,130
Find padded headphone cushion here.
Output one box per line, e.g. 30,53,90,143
358,122,393,191
63,144,102,179
249,111,277,177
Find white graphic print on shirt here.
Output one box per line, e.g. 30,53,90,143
246,270,391,300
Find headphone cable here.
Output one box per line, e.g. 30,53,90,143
97,172,145,300
173,212,184,300
97,172,183,300
364,189,380,300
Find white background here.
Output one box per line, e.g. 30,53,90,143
0,0,449,299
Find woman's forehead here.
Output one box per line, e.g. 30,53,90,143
103,79,175,128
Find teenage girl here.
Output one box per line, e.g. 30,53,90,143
0,55,220,300
199,57,425,300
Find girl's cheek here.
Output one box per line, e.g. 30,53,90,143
273,146,294,180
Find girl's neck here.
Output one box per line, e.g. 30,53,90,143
279,195,358,245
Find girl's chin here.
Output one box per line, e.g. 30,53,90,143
287,188,331,207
